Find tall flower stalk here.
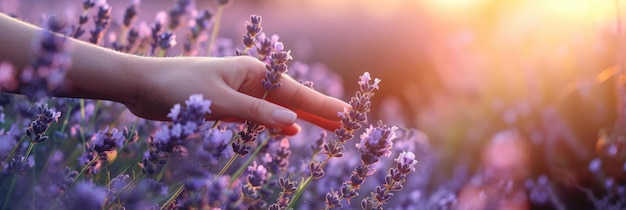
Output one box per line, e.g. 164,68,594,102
206,0,231,56
361,151,418,209
71,0,96,38
218,15,292,182
325,122,397,209
88,1,112,45
289,72,381,208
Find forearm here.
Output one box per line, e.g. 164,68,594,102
0,13,142,105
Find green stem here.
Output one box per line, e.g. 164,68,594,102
22,142,35,164
156,161,168,182
1,175,17,210
215,154,237,181
79,99,86,144
117,26,129,49
4,136,25,163
59,103,73,134
161,184,184,209
241,46,251,55
211,120,221,129
87,100,102,130
206,5,224,56
288,155,332,208
288,176,312,209
48,155,99,210
262,91,269,100
156,49,166,57
118,172,145,196
229,135,270,186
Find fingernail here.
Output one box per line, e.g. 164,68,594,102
272,109,297,125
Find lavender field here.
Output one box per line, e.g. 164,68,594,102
0,0,625,209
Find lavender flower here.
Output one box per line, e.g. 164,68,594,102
335,72,380,143
326,190,343,208
184,10,213,56
525,175,551,205
5,155,34,174
62,181,107,210
177,177,210,208
357,123,397,165
168,0,192,30
261,41,292,91
106,173,130,202
310,161,326,179
123,0,140,28
92,127,125,161
270,177,298,209
124,28,140,52
89,1,112,45
361,151,418,209
232,120,265,156
306,72,380,187
71,0,97,38
199,126,233,167
263,137,291,173
242,162,270,208
241,15,262,50
0,128,14,159
142,94,211,173
112,0,140,51
157,32,177,50
311,131,328,154
150,11,167,54
78,143,102,175
255,33,279,61
192,10,212,39
326,122,397,208
118,178,168,208
26,104,61,143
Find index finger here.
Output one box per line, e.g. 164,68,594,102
266,75,350,122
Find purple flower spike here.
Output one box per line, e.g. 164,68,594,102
157,32,177,50
361,151,418,209
261,40,292,92
357,123,397,165
26,104,61,143
83,0,96,10
92,127,125,160
168,0,192,30
122,0,139,27
232,120,265,156
395,151,418,173
242,15,263,49
89,2,112,45
333,72,381,144
358,72,381,93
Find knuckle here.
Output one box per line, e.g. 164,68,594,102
246,99,266,119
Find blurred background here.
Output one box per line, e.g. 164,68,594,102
2,0,626,208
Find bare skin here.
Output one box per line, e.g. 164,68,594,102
0,13,349,135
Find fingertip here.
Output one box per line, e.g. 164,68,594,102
329,97,351,120
296,110,343,131
279,123,302,136
272,108,297,126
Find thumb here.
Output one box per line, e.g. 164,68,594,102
221,90,297,127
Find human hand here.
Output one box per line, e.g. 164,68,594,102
125,56,349,135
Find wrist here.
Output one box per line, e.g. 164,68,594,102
62,40,144,106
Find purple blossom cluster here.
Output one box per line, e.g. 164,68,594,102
361,151,418,209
